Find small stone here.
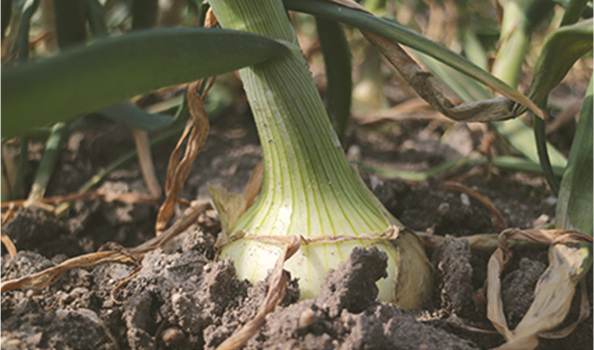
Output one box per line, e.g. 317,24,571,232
161,327,185,347
437,202,450,214
460,193,470,206
298,308,316,329
26,332,43,346
56,308,70,321
545,196,557,206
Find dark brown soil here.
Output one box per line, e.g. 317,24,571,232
1,106,592,350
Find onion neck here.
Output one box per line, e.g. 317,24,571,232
210,0,396,239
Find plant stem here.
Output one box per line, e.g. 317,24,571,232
210,0,393,235
210,0,431,305
27,123,68,202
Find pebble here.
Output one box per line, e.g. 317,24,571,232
460,193,470,207
161,327,185,346
56,309,70,321
545,196,557,206
437,202,450,214
298,308,316,329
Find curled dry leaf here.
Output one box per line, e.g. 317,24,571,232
1,233,18,259
487,228,592,350
324,0,546,121
362,31,518,123
208,183,247,234
0,251,122,294
156,80,211,233
209,160,263,244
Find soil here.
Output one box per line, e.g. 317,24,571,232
1,91,592,350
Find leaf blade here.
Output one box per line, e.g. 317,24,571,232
2,28,287,137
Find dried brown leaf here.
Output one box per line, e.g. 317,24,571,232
132,128,162,198
324,0,546,121
0,251,122,293
487,228,592,350
156,80,211,232
362,31,517,123
539,278,590,339
205,7,219,28
208,183,247,233
1,233,17,259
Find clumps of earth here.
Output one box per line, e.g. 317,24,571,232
2,239,481,350
1,204,591,350
2,181,592,350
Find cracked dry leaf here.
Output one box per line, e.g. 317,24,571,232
323,0,546,121
208,183,248,234
487,228,592,350
156,80,210,232
363,32,517,123
209,160,263,234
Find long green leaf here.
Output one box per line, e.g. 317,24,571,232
560,0,589,25
11,135,29,200
316,17,352,142
2,28,287,138
6,0,41,61
94,103,177,131
493,118,567,167
27,122,68,201
529,5,593,194
359,155,565,181
556,75,593,236
522,19,593,112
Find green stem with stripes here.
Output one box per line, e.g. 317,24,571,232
210,0,431,306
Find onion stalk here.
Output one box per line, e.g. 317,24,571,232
209,0,432,308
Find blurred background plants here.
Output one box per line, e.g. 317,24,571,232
2,0,591,205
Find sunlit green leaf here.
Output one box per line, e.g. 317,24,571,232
556,75,593,236
359,155,565,181
521,19,593,113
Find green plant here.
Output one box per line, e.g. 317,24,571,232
207,0,433,307
2,0,591,325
